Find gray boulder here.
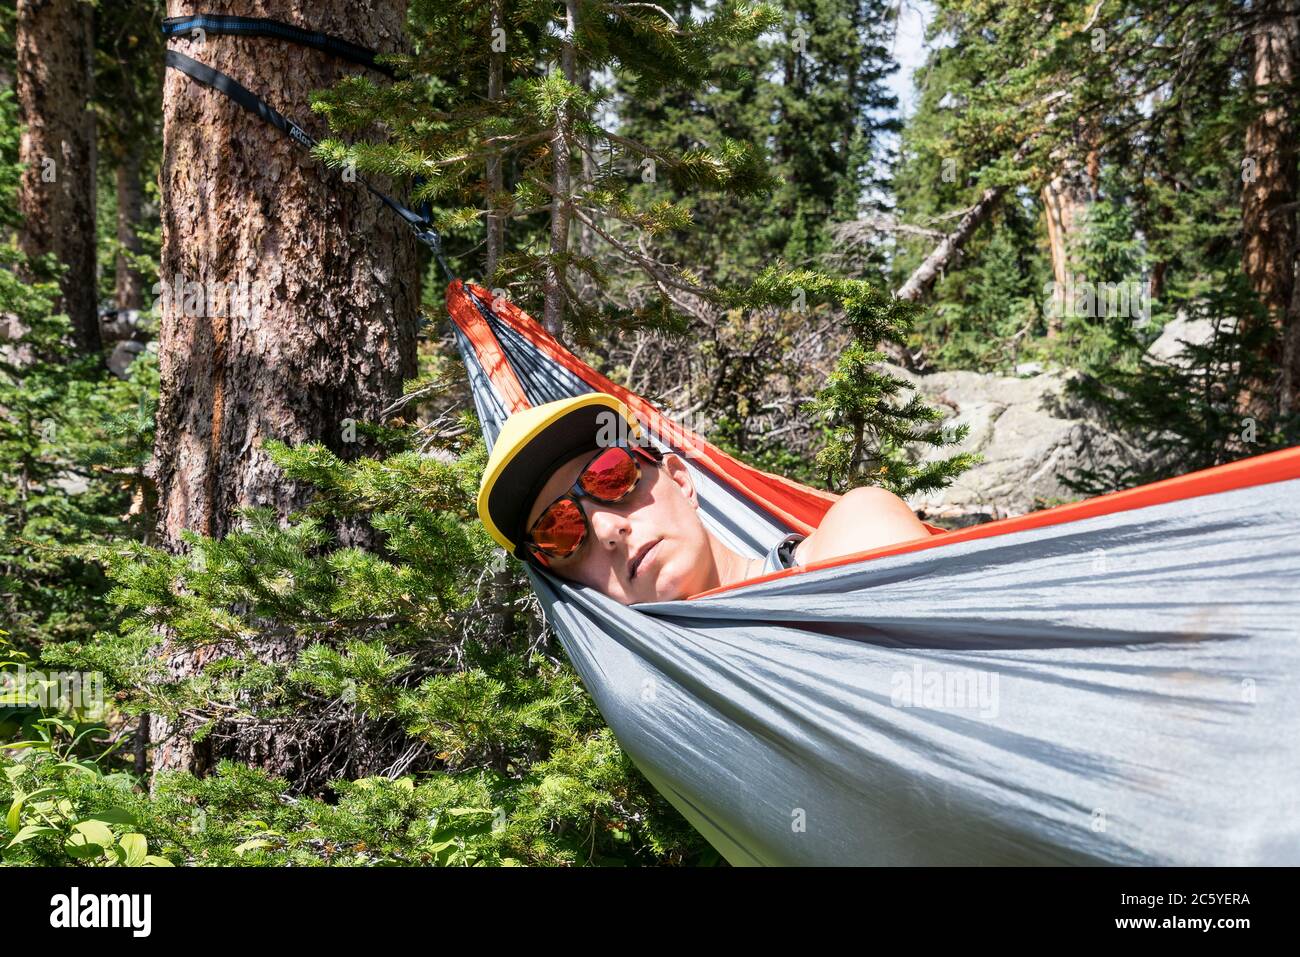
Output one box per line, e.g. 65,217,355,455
99,308,151,344
108,340,147,379
1144,309,1236,371
894,364,1149,525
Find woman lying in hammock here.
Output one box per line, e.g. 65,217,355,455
477,392,931,604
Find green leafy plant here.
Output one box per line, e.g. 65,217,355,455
2,632,171,866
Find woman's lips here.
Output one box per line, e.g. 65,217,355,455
629,538,663,580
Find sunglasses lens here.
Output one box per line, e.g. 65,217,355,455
530,498,587,557
580,447,640,501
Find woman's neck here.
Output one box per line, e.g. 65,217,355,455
707,534,763,589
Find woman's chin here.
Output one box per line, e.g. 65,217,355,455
644,559,694,602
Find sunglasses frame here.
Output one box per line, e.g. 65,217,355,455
520,442,663,570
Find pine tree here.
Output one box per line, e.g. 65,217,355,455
311,0,782,337
612,0,901,283
149,0,424,783
47,409,713,863
732,266,978,494
0,85,155,654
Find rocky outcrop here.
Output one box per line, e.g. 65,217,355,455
896,364,1150,526
1143,309,1236,372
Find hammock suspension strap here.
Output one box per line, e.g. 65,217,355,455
160,14,455,286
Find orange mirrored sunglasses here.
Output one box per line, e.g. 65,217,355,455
522,443,663,567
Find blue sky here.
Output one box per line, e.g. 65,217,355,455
886,1,933,119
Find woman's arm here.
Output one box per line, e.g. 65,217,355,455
795,486,931,566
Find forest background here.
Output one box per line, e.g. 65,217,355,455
1,0,1296,866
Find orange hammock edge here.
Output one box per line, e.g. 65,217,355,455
690,443,1300,600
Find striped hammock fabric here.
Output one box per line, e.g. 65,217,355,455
447,279,1300,866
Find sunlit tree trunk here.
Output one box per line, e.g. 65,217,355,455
1240,0,1300,418
1041,122,1098,338
149,0,419,789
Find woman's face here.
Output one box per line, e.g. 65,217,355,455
523,450,716,603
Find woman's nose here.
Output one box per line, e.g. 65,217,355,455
587,505,631,547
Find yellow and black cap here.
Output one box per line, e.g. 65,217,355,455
477,393,649,556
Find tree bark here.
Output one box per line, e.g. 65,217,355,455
485,0,505,281
1040,174,1092,338
115,152,145,310
1040,133,1095,337
894,183,1007,303
1040,180,1074,278
16,0,101,355
1240,0,1300,419
149,0,419,789
542,0,577,335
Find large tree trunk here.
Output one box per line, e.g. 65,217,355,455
16,0,101,355
1240,0,1300,419
149,0,419,790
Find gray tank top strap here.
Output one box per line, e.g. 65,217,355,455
759,532,807,574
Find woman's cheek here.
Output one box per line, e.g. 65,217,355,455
658,545,696,600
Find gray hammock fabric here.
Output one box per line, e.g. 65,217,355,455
448,281,1300,866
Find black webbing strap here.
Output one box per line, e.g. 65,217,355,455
161,14,397,77
162,20,452,285
164,49,315,149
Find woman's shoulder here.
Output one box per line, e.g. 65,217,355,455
796,486,930,565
